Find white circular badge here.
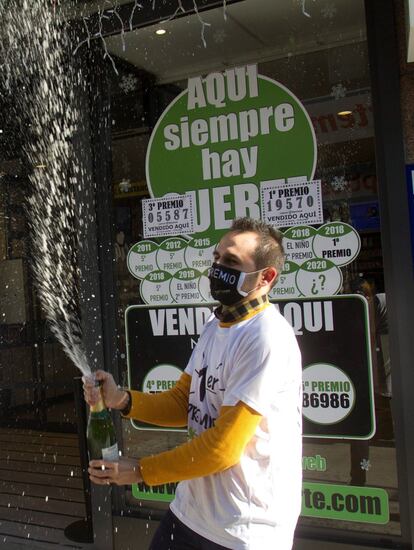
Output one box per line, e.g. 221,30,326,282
127,240,159,280
142,364,183,394
170,268,202,304
295,259,343,297
156,237,188,275
302,363,355,425
269,260,302,299
312,222,361,267
282,225,317,266
140,270,173,305
184,237,215,273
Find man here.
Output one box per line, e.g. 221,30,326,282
83,217,302,550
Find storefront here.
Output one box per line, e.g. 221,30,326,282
1,0,413,548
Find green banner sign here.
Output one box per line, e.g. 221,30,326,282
132,481,177,503
146,64,317,242
132,481,389,525
301,482,389,524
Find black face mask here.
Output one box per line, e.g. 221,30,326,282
208,262,263,306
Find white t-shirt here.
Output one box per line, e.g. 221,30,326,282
170,303,302,550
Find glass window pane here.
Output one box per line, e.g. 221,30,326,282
106,0,400,539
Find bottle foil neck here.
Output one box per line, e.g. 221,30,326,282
90,383,106,413
90,399,106,413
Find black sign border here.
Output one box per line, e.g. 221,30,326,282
125,295,375,440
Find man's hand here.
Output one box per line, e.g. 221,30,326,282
88,457,143,486
82,370,128,410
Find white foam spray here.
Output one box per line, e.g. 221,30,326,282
0,0,91,376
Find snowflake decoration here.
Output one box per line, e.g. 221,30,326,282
360,458,371,471
213,29,226,44
119,74,138,94
119,179,131,193
321,4,337,19
330,176,348,191
331,83,347,100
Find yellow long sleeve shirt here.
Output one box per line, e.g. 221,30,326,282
122,373,262,486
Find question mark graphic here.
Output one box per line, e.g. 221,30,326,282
319,273,326,291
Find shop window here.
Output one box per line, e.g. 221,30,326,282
105,0,399,541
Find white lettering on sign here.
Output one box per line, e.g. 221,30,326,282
149,302,332,337
201,146,258,180
186,177,303,233
149,308,212,336
275,301,334,336
164,66,295,156
187,64,258,110
146,63,319,239
163,106,295,150
213,186,232,229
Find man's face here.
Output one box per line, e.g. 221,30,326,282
210,230,278,303
213,230,259,273
212,230,266,296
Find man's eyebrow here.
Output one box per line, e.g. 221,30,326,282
212,249,240,263
221,251,240,262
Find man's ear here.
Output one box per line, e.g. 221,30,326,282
262,267,277,286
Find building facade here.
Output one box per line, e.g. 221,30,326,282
1,0,414,548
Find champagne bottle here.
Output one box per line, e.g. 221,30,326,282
87,383,119,461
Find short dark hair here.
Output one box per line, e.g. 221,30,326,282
230,217,285,274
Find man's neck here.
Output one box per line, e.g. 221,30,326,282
215,293,269,325
222,290,268,311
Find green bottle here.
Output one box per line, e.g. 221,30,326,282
87,384,119,461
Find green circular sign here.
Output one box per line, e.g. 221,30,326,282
146,66,317,242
